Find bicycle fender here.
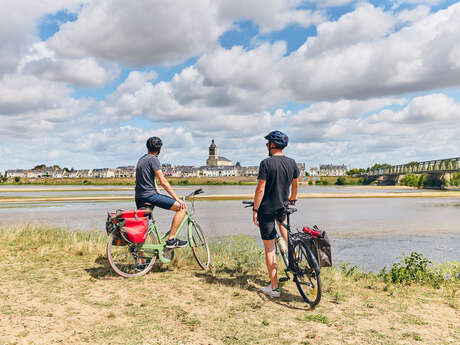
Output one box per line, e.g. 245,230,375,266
305,242,320,273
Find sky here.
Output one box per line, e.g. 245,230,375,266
1,0,460,172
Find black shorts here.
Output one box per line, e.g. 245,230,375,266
257,213,286,241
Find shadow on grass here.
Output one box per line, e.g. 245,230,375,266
195,268,312,311
85,255,171,279
85,255,119,279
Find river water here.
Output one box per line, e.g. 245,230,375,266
1,185,459,271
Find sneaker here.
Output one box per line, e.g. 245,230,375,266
165,238,188,249
260,285,281,298
135,258,151,271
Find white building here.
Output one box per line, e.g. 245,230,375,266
310,167,319,176
319,164,347,176
201,166,238,177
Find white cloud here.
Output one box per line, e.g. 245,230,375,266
219,0,326,33
47,0,325,67
285,2,460,100
297,3,397,57
19,42,119,87
48,0,230,67
397,5,431,23
0,0,83,76
0,74,73,115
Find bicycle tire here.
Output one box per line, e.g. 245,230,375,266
107,231,156,278
292,239,322,307
188,221,210,270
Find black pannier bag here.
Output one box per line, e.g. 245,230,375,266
105,210,129,246
312,230,332,267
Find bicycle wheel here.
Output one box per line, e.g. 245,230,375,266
292,240,322,307
188,221,210,270
107,231,156,278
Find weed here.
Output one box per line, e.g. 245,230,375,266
297,314,329,324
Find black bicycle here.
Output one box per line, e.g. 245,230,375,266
243,201,322,307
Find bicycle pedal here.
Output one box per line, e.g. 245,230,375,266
279,277,290,282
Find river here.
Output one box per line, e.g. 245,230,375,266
1,184,459,271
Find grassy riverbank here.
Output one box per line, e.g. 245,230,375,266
0,226,458,344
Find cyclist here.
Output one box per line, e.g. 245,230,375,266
252,130,299,298
135,137,188,248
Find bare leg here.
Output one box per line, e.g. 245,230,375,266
276,219,288,243
263,239,278,289
168,202,187,240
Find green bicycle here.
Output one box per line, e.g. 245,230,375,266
107,188,210,278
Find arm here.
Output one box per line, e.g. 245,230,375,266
253,179,266,226
154,178,161,194
289,178,298,205
154,169,186,208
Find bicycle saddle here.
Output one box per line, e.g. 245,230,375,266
282,201,297,215
138,202,153,218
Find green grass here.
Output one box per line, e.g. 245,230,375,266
0,225,459,345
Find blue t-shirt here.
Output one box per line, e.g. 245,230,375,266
135,154,161,198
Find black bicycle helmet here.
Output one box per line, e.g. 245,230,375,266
264,130,288,148
146,136,163,152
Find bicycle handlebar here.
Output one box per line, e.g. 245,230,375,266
184,188,205,200
242,201,254,208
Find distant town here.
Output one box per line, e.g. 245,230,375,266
2,140,348,179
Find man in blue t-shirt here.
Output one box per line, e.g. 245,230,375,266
252,130,299,298
135,137,188,248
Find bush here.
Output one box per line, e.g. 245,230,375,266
379,252,448,288
316,179,329,185
450,172,460,186
308,180,313,185
399,174,420,187
14,176,21,183
335,176,346,185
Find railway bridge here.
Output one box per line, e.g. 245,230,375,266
366,157,460,185
367,157,460,176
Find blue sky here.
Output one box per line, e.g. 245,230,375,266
1,0,460,172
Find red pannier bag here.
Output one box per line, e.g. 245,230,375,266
122,217,148,243
106,210,149,244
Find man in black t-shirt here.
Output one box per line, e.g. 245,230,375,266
252,130,299,298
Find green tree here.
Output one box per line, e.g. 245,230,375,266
235,162,241,167
14,176,21,183
335,176,346,185
369,163,392,171
33,164,46,170
451,172,460,186
347,168,365,176
400,174,419,187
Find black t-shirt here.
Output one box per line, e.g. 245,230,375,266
258,155,299,215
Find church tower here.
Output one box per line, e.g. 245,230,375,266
206,139,218,166
206,139,232,167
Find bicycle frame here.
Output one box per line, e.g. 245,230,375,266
278,212,320,274
135,210,201,263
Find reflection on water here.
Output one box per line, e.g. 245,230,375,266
0,185,459,271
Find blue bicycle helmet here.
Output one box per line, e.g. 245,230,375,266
264,130,288,148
